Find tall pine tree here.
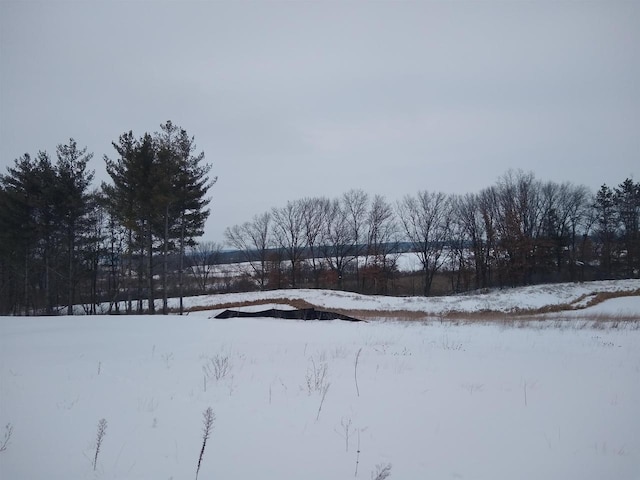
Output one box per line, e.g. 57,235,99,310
103,122,214,314
55,139,94,314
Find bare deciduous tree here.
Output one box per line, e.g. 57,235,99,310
272,200,306,288
322,198,356,289
343,189,369,290
301,197,331,287
453,193,490,290
397,191,452,296
225,212,272,290
187,241,222,294
494,170,543,285
364,195,399,294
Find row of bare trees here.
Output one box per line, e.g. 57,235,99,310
225,171,639,295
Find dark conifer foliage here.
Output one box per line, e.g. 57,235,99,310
0,122,214,315
56,139,95,314
614,179,640,277
102,121,215,315
0,141,95,314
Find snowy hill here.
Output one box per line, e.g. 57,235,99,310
177,279,640,320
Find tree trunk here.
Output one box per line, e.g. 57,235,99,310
147,223,155,314
179,214,185,315
126,229,132,314
162,205,169,314
67,230,73,315
44,246,52,315
24,249,29,316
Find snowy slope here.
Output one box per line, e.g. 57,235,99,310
176,279,640,317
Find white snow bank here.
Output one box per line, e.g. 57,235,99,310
560,296,640,318
176,279,640,316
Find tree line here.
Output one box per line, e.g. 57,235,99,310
0,121,214,315
225,171,639,296
1,126,637,315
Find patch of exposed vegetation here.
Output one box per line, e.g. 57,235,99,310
187,287,640,324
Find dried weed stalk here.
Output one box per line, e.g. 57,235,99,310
354,347,362,397
306,358,329,395
315,383,330,421
371,462,392,480
196,407,215,480
0,423,13,453
93,418,107,471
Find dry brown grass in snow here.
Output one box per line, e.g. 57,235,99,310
184,287,639,326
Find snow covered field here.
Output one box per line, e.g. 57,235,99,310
1,283,639,479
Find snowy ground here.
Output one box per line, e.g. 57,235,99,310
177,279,640,318
1,283,639,480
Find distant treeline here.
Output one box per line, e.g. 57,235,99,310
1,126,638,315
224,171,639,295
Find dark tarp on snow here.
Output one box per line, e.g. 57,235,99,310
214,307,362,322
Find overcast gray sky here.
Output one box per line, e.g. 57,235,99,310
1,0,638,243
